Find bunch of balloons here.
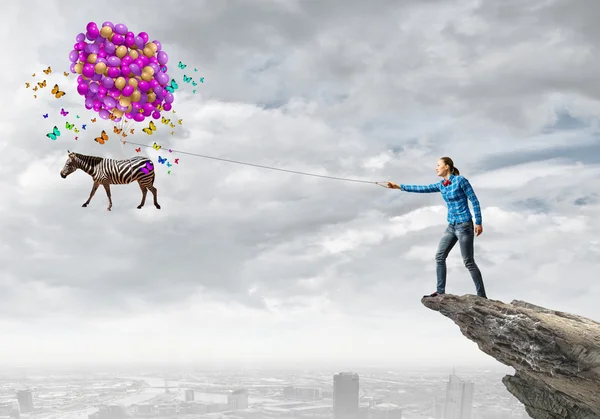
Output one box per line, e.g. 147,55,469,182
68,21,175,123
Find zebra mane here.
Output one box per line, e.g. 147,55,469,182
72,153,104,165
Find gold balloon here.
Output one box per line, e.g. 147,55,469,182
147,92,156,103
131,89,141,103
142,47,154,58
146,42,157,53
128,78,138,88
108,33,114,42
100,26,113,38
94,62,107,74
115,46,127,58
112,109,124,117
129,49,139,59
142,66,154,76
74,63,83,74
119,98,131,108
126,104,133,112
114,76,126,90
87,54,97,64
140,71,153,82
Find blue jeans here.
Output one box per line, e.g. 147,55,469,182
435,220,487,297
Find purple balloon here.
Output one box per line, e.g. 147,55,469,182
89,82,99,94
138,32,149,43
82,63,95,78
89,44,100,54
124,36,135,48
103,96,116,109
97,86,107,98
134,36,144,49
164,92,174,104
96,57,107,65
85,97,94,108
151,111,160,119
139,92,148,104
107,56,121,67
157,51,168,65
77,83,89,95
121,55,132,66
133,58,144,68
112,34,124,45
74,43,82,51
78,52,86,62
149,79,159,89
102,77,114,88
99,109,110,120
92,73,102,81
121,65,131,77
114,23,128,35
107,67,120,78
109,88,121,98
69,62,77,73
154,72,168,86
76,33,85,43
122,85,134,97
102,21,114,29
93,102,102,112
148,63,159,74
86,28,99,40
131,102,141,111
86,22,97,32
138,80,149,92
134,112,145,122
69,50,79,62
152,40,162,51
77,75,87,85
152,86,162,95
116,103,128,112
104,42,116,54
129,63,141,76
85,89,95,98
84,44,94,54
163,103,172,111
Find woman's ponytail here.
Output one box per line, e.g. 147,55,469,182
452,167,460,175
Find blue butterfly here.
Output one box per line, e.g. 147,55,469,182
43,113,48,119
199,77,204,83
81,124,86,130
46,126,61,140
165,79,179,93
158,156,167,164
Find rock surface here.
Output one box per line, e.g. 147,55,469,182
421,294,600,419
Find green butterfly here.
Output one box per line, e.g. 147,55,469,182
178,61,186,69
192,89,196,94
46,126,61,140
165,79,179,93
193,68,198,72
65,122,74,130
192,81,197,86
199,77,204,83
183,75,192,83
76,115,80,119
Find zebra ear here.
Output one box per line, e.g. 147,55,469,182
67,150,70,153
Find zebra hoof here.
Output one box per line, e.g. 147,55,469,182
137,205,143,209
107,208,111,212
82,203,88,207
155,204,161,209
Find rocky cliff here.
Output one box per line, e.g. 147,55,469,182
421,294,600,419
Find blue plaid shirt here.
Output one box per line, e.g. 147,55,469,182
400,174,482,225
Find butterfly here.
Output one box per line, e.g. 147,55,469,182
158,156,167,164
178,61,187,69
34,95,37,99
168,149,173,153
94,130,108,145
192,81,197,86
130,128,135,134
65,122,74,130
38,80,47,88
91,118,97,123
135,148,141,153
199,77,204,83
76,115,80,119
166,162,172,168
51,84,66,98
42,66,52,74
25,82,30,88
33,86,38,92
124,119,129,124
170,131,174,135
42,113,48,119
113,126,122,134
108,113,117,121
121,132,127,138
75,136,78,140
32,73,36,77
60,108,68,116
140,161,154,174
172,110,176,113
81,124,86,130
161,116,170,125
143,121,157,135
161,66,167,72
46,126,61,140
177,119,183,125
183,75,192,83
63,72,69,77
165,79,178,93
174,158,179,164
167,170,171,175
74,128,80,133
121,140,127,145
169,123,175,128
192,90,196,94
152,142,161,150
155,104,163,111
194,68,198,72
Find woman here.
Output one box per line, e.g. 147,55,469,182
386,157,487,299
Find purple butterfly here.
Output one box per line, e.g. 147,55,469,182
140,161,154,174
60,108,68,116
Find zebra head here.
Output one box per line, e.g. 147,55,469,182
60,150,78,178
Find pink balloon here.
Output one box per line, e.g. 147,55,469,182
152,111,160,119
122,85,134,97
125,113,133,119
82,64,95,78
148,79,159,88
107,67,120,78
121,55,133,66
77,83,89,95
134,112,145,122
138,80,150,92
112,34,124,45
163,103,172,111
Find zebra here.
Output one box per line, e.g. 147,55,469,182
60,150,161,211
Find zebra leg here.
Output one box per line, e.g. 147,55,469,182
82,182,100,207
137,181,148,209
149,186,160,209
102,183,113,211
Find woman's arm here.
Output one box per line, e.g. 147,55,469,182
460,178,482,225
399,183,441,193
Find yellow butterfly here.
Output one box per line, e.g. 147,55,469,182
152,142,161,150
91,118,97,123
156,104,163,111
74,128,80,133
33,95,37,99
170,131,174,135
172,110,176,113
25,82,30,88
43,66,52,75
38,80,47,88
161,116,170,125
177,119,183,125
113,126,122,134
33,86,38,91
142,121,157,135
51,84,65,98
32,73,36,77
63,72,69,77
94,130,108,145
169,123,175,128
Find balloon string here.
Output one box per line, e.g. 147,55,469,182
122,140,389,187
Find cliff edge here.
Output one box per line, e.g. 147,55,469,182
421,294,600,419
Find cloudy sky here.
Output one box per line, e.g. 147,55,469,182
1,0,599,370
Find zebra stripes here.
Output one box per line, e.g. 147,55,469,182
60,150,161,211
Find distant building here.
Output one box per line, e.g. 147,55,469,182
185,389,195,401
16,390,33,413
432,396,444,419
0,401,19,419
333,372,359,419
444,373,474,419
370,403,402,419
88,404,127,419
282,386,321,400
228,388,249,410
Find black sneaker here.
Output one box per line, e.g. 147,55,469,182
423,292,444,298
